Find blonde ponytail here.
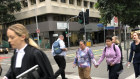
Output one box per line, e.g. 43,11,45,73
28,38,39,49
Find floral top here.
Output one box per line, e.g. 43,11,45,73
73,47,96,68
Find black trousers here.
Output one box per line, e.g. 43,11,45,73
54,55,66,79
133,63,140,78
108,64,120,79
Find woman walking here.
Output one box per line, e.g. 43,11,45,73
128,32,140,78
112,36,123,73
96,37,121,79
73,40,97,79
3,24,54,79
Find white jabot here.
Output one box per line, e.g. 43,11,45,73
15,44,27,68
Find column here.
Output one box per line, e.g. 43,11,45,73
67,0,69,4
27,0,31,8
75,0,77,7
81,0,84,8
87,1,90,9
36,0,39,6
58,0,61,3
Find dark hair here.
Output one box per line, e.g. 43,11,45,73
79,40,86,45
106,36,112,41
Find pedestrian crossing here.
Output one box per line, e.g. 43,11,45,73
58,75,107,79
58,74,136,79
0,73,136,79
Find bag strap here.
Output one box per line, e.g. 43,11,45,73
113,44,116,52
57,40,60,47
104,44,116,52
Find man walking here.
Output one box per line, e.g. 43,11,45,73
52,35,68,79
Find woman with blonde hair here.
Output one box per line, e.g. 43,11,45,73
112,36,123,74
3,24,54,79
112,36,120,44
127,32,140,78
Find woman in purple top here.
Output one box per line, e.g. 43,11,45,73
73,40,96,79
96,37,121,79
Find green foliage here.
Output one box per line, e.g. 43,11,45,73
0,0,21,24
95,0,140,28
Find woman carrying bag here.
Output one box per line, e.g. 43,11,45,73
96,37,121,79
3,24,54,79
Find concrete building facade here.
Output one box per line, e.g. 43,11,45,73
10,0,103,48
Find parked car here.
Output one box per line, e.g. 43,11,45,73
0,40,9,54
0,45,9,54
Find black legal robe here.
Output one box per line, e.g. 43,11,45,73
5,45,54,79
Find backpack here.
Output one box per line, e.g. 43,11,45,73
53,40,62,54
104,44,123,63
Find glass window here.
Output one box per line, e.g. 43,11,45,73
90,2,94,8
61,0,66,3
52,0,57,1
53,15,78,22
77,0,82,6
38,15,48,22
30,17,36,24
89,17,100,23
69,0,74,4
30,0,36,5
40,0,45,2
84,1,88,7
21,0,28,7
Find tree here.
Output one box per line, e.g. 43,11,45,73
95,0,140,42
0,0,21,44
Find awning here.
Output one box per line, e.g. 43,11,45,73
97,23,104,27
105,26,118,30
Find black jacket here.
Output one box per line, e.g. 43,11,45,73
6,45,54,79
129,42,140,64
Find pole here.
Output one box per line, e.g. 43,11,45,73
35,0,40,47
114,27,115,36
125,25,129,61
83,11,86,41
67,23,70,48
124,25,127,50
66,16,77,48
104,26,105,46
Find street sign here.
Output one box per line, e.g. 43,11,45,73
53,34,58,37
66,33,71,37
36,29,40,33
57,22,68,29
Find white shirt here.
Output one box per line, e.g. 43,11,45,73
15,44,27,68
52,38,66,56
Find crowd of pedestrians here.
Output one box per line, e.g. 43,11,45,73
0,23,140,79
